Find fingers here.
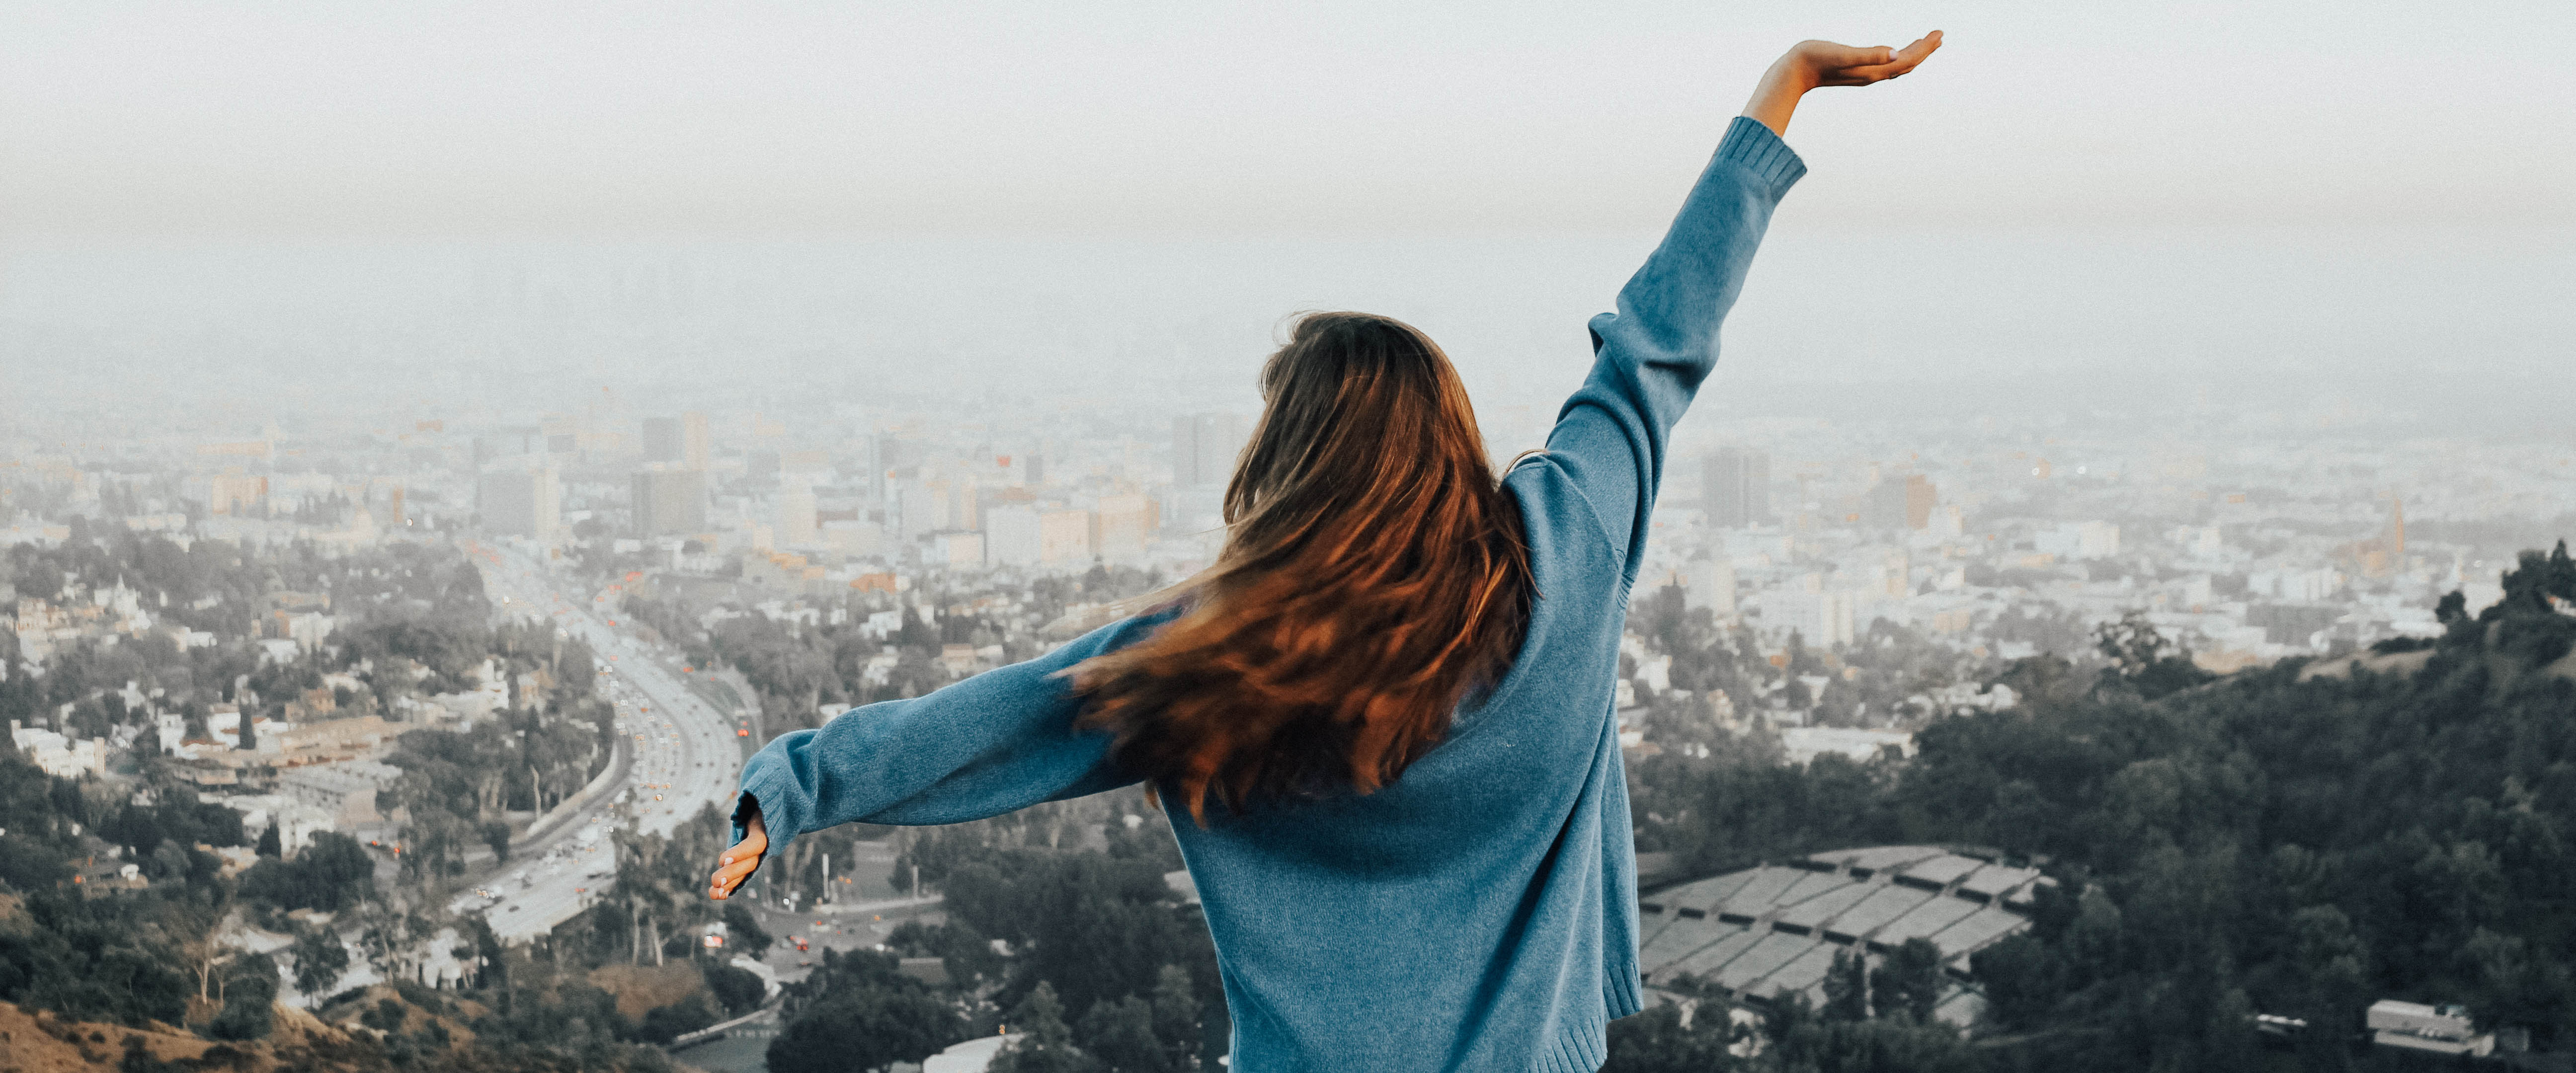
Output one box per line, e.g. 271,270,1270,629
709,860,757,899
709,852,760,899
708,828,768,899
1811,30,1943,87
1871,30,1943,80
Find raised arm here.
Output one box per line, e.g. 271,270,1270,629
1538,33,1942,576
707,609,1176,900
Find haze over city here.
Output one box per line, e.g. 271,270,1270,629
0,3,2572,1072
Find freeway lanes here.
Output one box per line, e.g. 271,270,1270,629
464,543,751,942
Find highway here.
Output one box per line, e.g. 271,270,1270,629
459,542,753,942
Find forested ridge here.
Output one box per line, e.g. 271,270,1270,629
1606,542,2576,1071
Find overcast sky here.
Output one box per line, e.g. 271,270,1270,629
7,0,2572,236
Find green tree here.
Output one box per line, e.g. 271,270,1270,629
1074,996,1163,1073
1868,938,1943,1024
721,902,774,958
637,994,719,1044
207,953,277,1040
288,926,348,1001
1821,947,1869,1020
706,963,766,1016
991,982,1104,1073
766,985,962,1073
1147,964,1202,1072
1602,1001,1736,1073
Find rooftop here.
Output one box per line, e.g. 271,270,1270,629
1636,846,2053,1026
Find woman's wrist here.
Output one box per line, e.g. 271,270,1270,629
1741,60,1814,137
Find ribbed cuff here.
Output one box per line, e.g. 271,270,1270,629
733,762,800,853
1712,115,1807,200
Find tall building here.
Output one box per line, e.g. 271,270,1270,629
897,482,949,543
777,480,817,547
985,505,1040,566
475,426,545,465
643,417,682,463
1771,588,1856,648
1037,509,1094,565
643,412,711,469
1684,555,1736,615
1861,474,1937,530
983,506,1094,567
1092,493,1154,561
1173,413,1252,488
208,471,269,517
2035,521,2121,560
1704,448,1771,529
477,467,560,541
631,467,708,536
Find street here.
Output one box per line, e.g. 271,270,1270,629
464,543,754,942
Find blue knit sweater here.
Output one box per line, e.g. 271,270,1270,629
735,115,1803,1073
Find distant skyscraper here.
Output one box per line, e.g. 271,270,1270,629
1173,413,1251,488
1092,493,1154,561
477,467,560,541
1703,448,1770,528
897,482,948,543
642,412,710,468
1037,509,1094,565
1685,555,1736,615
1771,588,1855,648
643,417,682,463
208,472,268,517
985,505,1041,566
1862,474,1937,530
631,467,708,536
1904,475,1937,530
681,412,710,469
777,480,817,547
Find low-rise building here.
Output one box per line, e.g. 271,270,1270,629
2366,1000,2492,1057
278,760,404,828
8,722,108,778
212,793,342,856
1780,727,1917,766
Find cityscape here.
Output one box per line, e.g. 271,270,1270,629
1,330,2570,1069
5,2,2574,1071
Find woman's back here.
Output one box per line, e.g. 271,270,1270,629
718,74,1903,1066
1164,451,1646,1072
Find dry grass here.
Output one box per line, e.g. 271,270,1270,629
587,962,707,1021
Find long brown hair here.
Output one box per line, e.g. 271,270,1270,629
1069,311,1534,824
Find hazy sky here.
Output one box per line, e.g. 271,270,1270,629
7,1,2572,236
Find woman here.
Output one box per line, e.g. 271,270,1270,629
710,33,1942,1072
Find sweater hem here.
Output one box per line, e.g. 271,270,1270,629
735,765,800,851
1532,999,1611,1073
1605,963,1644,1020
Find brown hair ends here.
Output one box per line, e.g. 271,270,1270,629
1069,311,1534,824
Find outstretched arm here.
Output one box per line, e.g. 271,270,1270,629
1742,32,1944,137
1539,33,1943,574
706,609,1179,901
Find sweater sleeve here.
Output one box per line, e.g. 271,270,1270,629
1541,116,1804,581
731,610,1175,845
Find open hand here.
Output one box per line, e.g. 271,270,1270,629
1743,31,1943,136
708,809,767,900
1784,31,1943,88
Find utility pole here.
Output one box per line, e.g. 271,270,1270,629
912,864,920,904
822,853,830,905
